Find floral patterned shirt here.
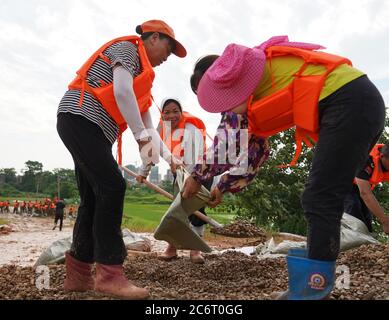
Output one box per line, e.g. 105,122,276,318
191,112,270,193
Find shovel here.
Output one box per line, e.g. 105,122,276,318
121,166,221,253
120,166,223,229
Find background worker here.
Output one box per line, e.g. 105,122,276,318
20,201,27,215
28,201,34,215
13,200,19,214
154,98,210,264
68,205,76,219
4,201,10,213
53,199,66,231
344,143,389,235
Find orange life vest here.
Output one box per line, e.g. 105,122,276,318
247,46,352,166
68,36,155,165
158,111,207,159
369,144,389,189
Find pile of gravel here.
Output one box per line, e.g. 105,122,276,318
210,218,267,240
0,243,387,300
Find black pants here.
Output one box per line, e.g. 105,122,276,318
54,214,64,231
343,186,373,232
188,179,214,227
301,75,385,261
57,113,127,265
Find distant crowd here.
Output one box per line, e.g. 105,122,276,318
0,197,77,219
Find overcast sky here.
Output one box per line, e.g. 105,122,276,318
0,0,388,175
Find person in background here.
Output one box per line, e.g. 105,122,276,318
49,201,56,217
28,201,34,215
13,200,19,214
4,201,10,213
68,205,76,219
20,201,27,215
53,199,66,231
153,97,210,264
344,143,389,235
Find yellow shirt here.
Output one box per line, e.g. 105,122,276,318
253,55,365,102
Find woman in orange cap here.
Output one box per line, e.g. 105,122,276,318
57,19,186,299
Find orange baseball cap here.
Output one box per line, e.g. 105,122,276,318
138,19,187,58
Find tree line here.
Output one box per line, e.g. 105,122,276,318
0,161,78,199
0,161,174,200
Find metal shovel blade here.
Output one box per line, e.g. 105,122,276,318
154,169,212,253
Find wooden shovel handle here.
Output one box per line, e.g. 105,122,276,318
120,166,223,228
122,166,174,200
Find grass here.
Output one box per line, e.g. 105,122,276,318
122,195,235,233
122,202,170,232
0,194,236,232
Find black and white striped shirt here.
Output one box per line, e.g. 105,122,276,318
57,41,141,145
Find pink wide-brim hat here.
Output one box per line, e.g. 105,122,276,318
197,43,266,113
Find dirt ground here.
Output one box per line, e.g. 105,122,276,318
0,214,74,266
0,214,388,300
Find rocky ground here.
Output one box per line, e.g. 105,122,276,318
210,218,268,241
0,215,388,300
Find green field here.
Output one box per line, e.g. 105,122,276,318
122,194,235,232
1,195,235,232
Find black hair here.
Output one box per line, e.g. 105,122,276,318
136,25,176,52
381,143,389,158
162,99,182,112
190,55,220,95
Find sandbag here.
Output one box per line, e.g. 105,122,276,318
255,213,379,258
34,229,153,267
122,229,152,252
340,213,379,251
34,237,72,267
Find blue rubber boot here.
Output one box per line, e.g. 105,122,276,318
275,248,336,300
